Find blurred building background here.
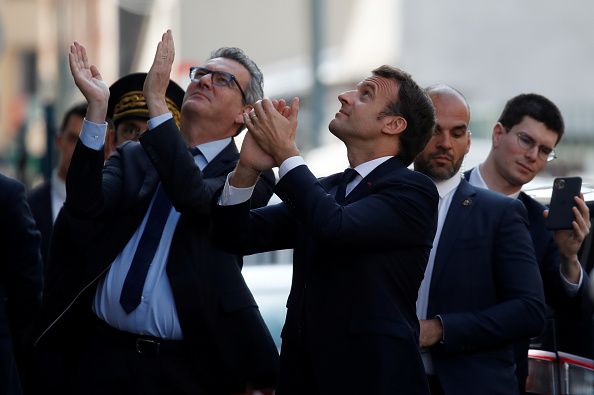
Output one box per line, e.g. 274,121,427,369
0,0,593,188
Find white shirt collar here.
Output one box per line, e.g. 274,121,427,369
352,156,392,178
191,137,232,164
471,164,521,199
433,174,461,199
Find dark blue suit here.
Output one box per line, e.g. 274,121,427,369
33,118,279,393
212,157,439,395
464,168,593,389
27,182,53,269
0,174,43,395
427,179,545,394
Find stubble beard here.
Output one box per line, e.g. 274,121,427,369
415,152,464,181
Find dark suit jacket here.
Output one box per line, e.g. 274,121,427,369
428,179,545,394
212,157,439,395
33,118,278,393
0,174,43,395
464,168,593,384
27,181,53,270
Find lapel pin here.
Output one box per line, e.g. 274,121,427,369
462,199,472,206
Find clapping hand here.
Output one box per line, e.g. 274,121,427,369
69,41,109,124
144,29,175,118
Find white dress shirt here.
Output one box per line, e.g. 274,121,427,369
416,175,462,374
50,168,66,223
79,113,229,339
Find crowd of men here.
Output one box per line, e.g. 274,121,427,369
1,29,592,395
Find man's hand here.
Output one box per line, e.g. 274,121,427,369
69,41,109,124
545,193,591,284
419,318,444,348
144,30,175,119
230,99,293,188
244,98,300,167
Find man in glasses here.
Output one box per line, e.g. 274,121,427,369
33,30,277,395
464,93,592,393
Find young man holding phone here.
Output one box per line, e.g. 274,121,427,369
464,93,592,393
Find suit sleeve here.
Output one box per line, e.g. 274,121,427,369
273,164,437,250
139,119,273,218
212,163,438,255
0,178,43,364
439,199,546,352
534,217,594,319
65,137,123,219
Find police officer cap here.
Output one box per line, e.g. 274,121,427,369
107,72,184,128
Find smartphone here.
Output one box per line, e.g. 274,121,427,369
546,177,582,230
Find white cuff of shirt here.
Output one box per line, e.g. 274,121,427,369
218,171,256,206
148,112,173,130
279,156,305,179
560,266,583,297
80,118,107,151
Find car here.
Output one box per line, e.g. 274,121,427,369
235,261,292,395
523,180,594,395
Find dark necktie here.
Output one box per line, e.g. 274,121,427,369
335,168,358,204
188,146,202,156
119,183,172,314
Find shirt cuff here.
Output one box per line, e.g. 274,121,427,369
560,266,583,297
279,156,305,179
218,171,256,206
80,118,107,150
148,112,173,130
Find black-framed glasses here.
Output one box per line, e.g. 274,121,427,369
512,130,556,162
189,66,247,104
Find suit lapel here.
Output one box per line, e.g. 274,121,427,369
430,179,477,285
342,156,404,204
202,140,239,178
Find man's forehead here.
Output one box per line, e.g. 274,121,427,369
358,75,398,93
203,57,245,73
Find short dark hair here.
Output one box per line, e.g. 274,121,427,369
208,47,263,136
59,102,88,135
372,65,436,167
498,93,564,145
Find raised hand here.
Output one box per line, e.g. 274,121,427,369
144,29,175,118
69,41,109,123
243,98,300,167
545,193,592,283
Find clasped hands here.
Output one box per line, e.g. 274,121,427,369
231,97,300,188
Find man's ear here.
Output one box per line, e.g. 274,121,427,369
236,104,253,124
382,116,407,136
465,131,472,155
492,122,505,148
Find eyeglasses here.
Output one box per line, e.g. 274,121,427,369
189,67,247,104
118,127,143,140
511,129,556,162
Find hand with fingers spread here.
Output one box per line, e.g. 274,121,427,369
144,29,176,119
244,97,300,167
69,41,109,124
545,193,592,283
